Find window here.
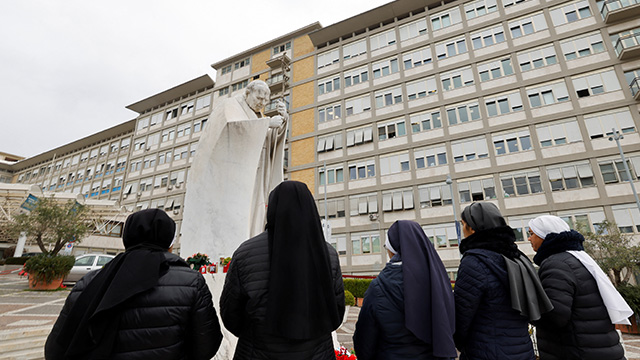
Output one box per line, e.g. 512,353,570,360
526,81,570,107
503,0,528,7
89,149,98,160
170,169,186,185
372,57,399,79
612,205,640,233
80,151,89,162
177,123,191,138
349,193,378,216
130,160,141,172
374,87,403,109
399,18,427,41
195,95,211,111
535,118,582,147
180,100,194,116
402,46,433,70
158,150,172,165
232,80,248,92
345,95,371,116
508,12,547,38
517,44,557,72
378,119,406,141
558,209,606,233
189,143,198,157
351,232,381,254
344,66,369,87
147,132,160,147
318,103,342,123
419,183,452,207
584,108,635,139
346,126,374,147
370,29,396,51
317,132,343,152
501,170,543,197
137,116,149,130
547,162,595,191
451,137,489,162
598,155,640,183
492,129,533,155
133,137,146,151
116,157,127,172
560,32,605,61
424,223,459,247
477,57,514,81
165,107,179,121
550,0,591,26
379,152,410,175
382,188,414,211
446,101,481,125
153,173,168,189
508,214,547,241
485,91,523,117
234,57,250,70
441,66,474,91
471,25,506,49
193,118,207,133
343,39,367,60
319,198,346,219
464,0,498,19
318,75,341,95
318,48,340,69
348,159,376,180
612,28,640,56
624,69,640,96
458,177,497,202
273,41,291,55
139,177,153,192
221,65,232,75
406,76,438,100
173,145,189,160
150,113,162,127
330,235,347,255
431,7,462,30
410,109,442,133
218,87,229,96
435,36,467,60
415,145,448,168
572,68,621,98
319,164,344,185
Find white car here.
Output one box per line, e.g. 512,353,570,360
64,254,115,283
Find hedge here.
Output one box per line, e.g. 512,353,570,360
343,278,373,299
617,284,640,316
344,290,355,306
5,257,30,265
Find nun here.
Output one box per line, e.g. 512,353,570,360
220,181,345,360
353,220,457,360
45,208,222,360
454,202,552,360
528,215,630,360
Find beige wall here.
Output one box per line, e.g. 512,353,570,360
291,108,315,137
293,35,314,58
291,82,314,110
291,137,315,167
290,168,315,195
251,49,271,74
293,56,315,83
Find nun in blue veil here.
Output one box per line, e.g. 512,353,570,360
353,220,456,360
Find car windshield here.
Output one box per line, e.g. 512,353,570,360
75,256,95,266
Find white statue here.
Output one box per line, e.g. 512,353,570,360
180,80,288,260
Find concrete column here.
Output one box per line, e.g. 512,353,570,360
13,232,27,257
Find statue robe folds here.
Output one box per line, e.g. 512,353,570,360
181,94,287,259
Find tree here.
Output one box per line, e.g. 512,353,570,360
11,197,93,256
582,220,640,287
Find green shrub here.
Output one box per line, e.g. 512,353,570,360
24,254,75,284
344,290,355,306
617,284,640,316
343,278,373,298
5,257,30,265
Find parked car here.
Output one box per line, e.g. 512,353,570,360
64,254,115,283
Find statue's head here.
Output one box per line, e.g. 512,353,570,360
244,80,270,112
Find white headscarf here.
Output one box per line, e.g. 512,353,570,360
529,215,633,325
528,215,570,239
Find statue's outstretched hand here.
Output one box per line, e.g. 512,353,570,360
269,115,284,128
276,100,289,121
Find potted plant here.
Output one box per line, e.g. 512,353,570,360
221,257,232,273
9,197,93,290
186,253,211,271
23,254,75,290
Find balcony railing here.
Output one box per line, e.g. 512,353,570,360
264,99,290,117
631,77,640,99
600,0,640,22
614,32,640,60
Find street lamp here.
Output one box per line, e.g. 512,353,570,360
446,175,462,245
609,128,640,213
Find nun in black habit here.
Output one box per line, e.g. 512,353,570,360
454,202,552,360
45,209,222,360
353,220,457,360
220,180,345,360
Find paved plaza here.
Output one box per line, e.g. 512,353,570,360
1,267,640,359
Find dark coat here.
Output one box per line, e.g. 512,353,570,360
454,249,535,360
353,263,442,360
220,232,345,360
535,251,625,360
45,252,222,360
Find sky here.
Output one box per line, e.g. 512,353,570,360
0,0,391,159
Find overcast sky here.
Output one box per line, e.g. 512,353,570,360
0,0,391,159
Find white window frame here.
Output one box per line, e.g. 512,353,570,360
345,95,371,116
452,137,489,162
526,80,570,108
410,109,442,133
517,44,557,72
414,145,448,169
318,48,340,69
560,32,605,61
402,46,433,70
399,18,427,41
379,151,410,176
318,75,341,95
572,68,621,98
464,0,498,19
547,162,595,191
501,169,543,197
343,39,367,60
446,100,481,125
346,126,374,147
549,0,592,26
535,118,582,147
318,103,342,123
435,36,467,60
477,57,514,82
370,29,397,51
508,12,548,38
318,164,344,185
431,7,462,31
584,108,636,139
372,57,399,79
344,66,369,87
374,86,403,109
492,128,533,155
441,66,474,91
458,177,497,203
377,118,407,141
470,25,506,49
382,188,414,212
348,159,376,180
485,91,523,117
406,76,438,100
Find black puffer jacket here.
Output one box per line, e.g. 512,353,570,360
45,252,222,360
353,263,440,359
534,232,625,360
454,249,535,360
220,232,345,360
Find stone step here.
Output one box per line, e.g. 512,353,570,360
0,326,52,342
0,336,47,354
0,347,45,360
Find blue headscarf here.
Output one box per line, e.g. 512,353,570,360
387,220,457,358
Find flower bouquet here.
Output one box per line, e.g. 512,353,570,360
335,346,356,360
186,253,211,270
